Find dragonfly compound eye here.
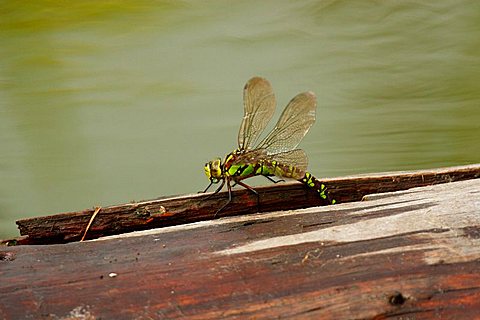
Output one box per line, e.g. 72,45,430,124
205,158,223,181
211,159,222,178
204,162,212,178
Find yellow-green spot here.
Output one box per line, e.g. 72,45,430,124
228,164,241,176
242,164,254,176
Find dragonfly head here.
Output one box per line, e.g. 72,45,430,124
204,158,223,183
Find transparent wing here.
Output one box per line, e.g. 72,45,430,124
238,77,276,151
230,149,267,166
257,91,316,154
231,148,308,172
268,149,309,171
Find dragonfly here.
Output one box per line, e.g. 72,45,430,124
204,76,335,213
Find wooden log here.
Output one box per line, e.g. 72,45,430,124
11,164,480,245
0,178,479,319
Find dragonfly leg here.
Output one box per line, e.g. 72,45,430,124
235,180,258,194
265,176,285,184
214,180,232,217
202,181,214,193
236,180,261,212
203,179,226,202
213,180,226,194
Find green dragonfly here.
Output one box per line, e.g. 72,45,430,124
204,76,335,213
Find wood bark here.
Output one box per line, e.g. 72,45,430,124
11,164,480,245
1,178,479,319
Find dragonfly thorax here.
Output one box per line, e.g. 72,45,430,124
205,149,244,183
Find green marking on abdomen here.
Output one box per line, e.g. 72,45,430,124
227,162,335,205
300,172,335,204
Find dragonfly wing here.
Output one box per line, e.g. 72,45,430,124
230,149,268,166
257,91,316,154
267,149,309,172
238,77,276,151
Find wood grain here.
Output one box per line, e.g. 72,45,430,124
1,178,479,319
12,164,480,245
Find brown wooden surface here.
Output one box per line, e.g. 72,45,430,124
1,178,480,319
12,164,480,245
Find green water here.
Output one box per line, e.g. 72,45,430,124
1,1,479,238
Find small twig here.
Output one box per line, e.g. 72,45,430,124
81,207,102,242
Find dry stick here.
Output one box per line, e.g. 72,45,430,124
80,207,102,242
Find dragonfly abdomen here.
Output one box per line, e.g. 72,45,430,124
227,160,305,180
265,160,305,179
299,172,335,204
225,159,334,204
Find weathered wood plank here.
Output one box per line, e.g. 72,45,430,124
1,179,479,319
13,164,480,245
